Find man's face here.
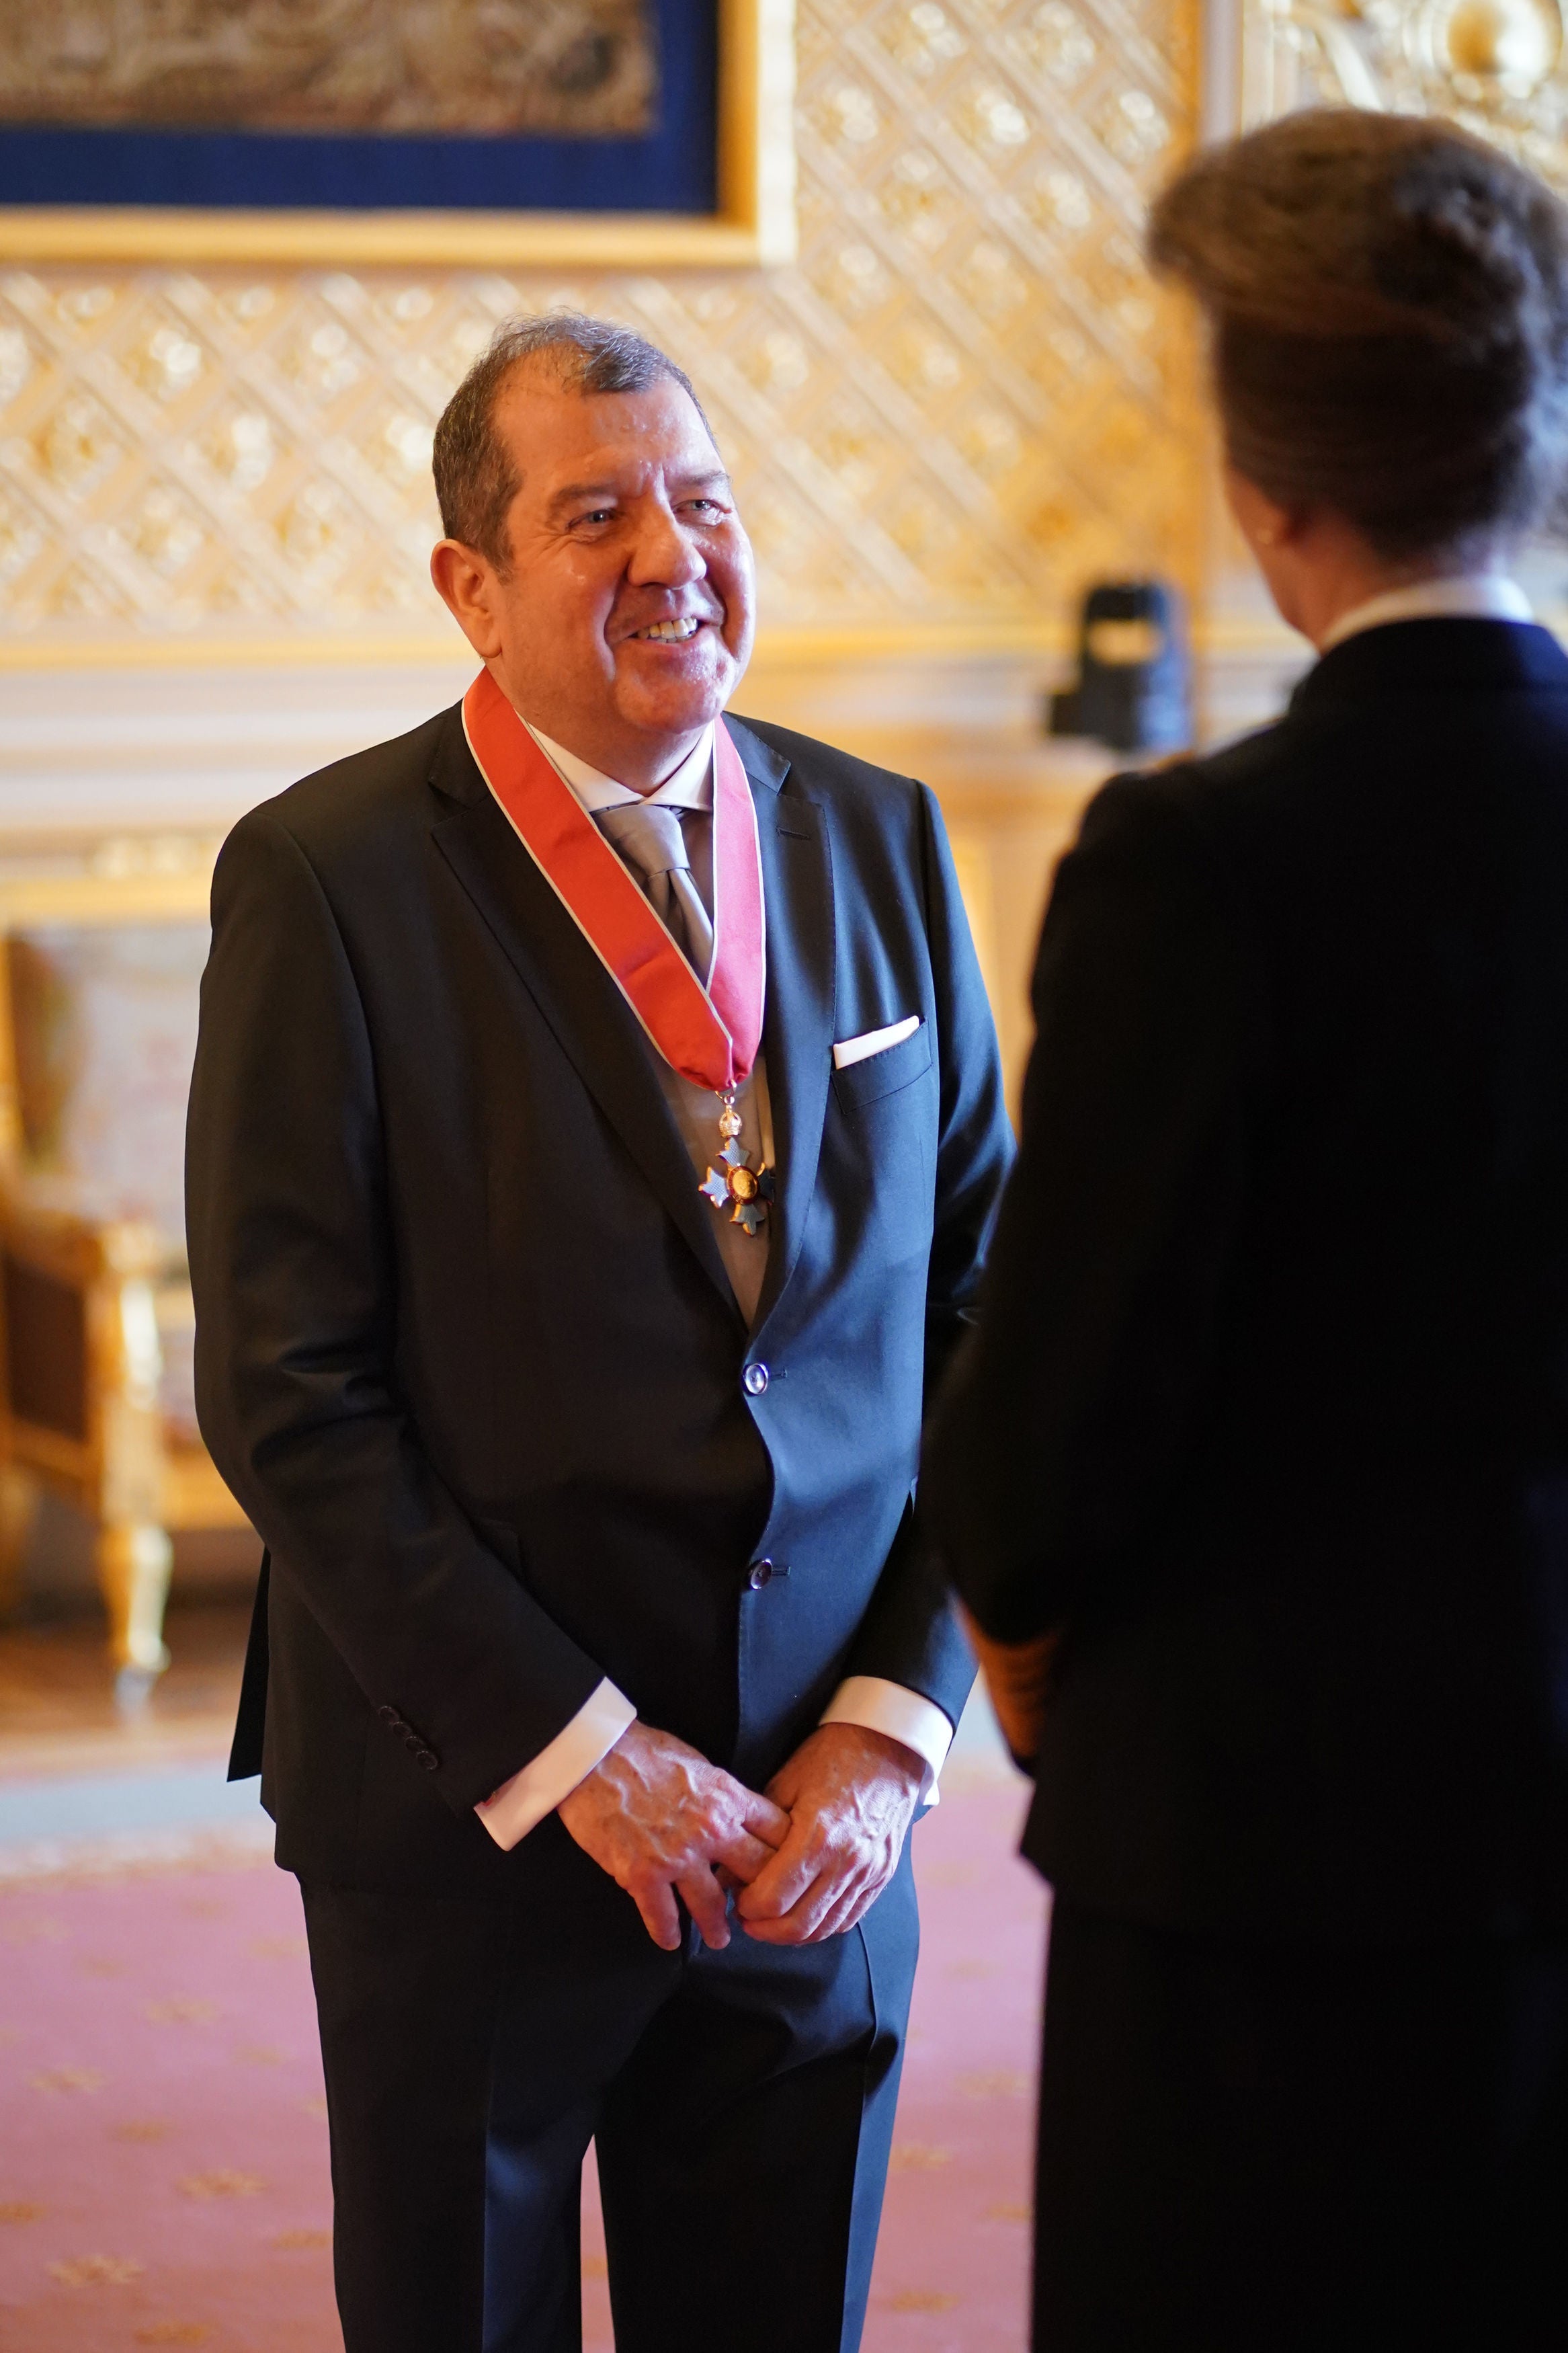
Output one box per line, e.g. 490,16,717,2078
432,366,755,787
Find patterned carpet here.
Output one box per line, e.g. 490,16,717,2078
0,1781,1046,2352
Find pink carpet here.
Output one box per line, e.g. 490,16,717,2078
0,1784,1046,2351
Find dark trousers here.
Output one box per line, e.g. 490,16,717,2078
1034,1901,1568,2353
301,1842,916,2353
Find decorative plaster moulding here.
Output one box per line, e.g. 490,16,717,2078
1235,0,1568,191
0,0,798,271
0,618,1072,670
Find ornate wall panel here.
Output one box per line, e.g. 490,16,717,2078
1243,0,1568,186
0,0,1201,655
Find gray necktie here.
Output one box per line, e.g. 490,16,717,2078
595,803,714,983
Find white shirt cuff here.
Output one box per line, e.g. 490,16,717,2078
473,1677,637,1853
819,1675,954,1803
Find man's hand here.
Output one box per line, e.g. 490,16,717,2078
734,1723,927,1947
557,1720,789,1953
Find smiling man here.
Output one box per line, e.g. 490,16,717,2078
186,315,1010,2353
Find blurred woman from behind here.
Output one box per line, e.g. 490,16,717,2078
924,109,1568,2352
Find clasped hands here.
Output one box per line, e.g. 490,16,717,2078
556,1718,926,1951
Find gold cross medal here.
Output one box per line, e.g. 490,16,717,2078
700,1094,774,1237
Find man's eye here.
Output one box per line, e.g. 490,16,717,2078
575,508,616,526
684,498,725,518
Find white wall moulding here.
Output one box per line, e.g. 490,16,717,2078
0,637,1112,1112
1200,0,1245,138
0,641,1108,846
0,619,1073,672
0,660,474,840
0,612,1308,672
0,0,799,272
0,626,1335,861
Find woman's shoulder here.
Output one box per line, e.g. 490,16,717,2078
1076,717,1296,858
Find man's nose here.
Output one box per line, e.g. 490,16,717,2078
626,504,706,587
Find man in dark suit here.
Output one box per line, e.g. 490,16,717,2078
187,314,1009,2353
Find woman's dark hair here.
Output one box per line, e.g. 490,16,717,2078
1148,109,1568,559
432,311,713,570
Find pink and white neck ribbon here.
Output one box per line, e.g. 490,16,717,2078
462,668,766,1092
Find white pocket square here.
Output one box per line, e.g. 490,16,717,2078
832,1014,921,1070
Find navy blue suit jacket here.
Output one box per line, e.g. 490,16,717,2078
926,619,1568,1942
189,704,1009,1896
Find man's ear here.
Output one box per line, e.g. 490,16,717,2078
430,539,504,661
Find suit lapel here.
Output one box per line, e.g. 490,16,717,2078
428,719,737,1310
727,723,836,1334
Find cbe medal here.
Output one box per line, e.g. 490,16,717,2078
699,1091,775,1238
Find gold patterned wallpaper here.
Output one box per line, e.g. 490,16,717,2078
0,0,1201,658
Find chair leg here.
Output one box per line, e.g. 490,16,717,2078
0,1466,38,1622
96,1521,173,1712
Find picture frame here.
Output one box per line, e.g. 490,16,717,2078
0,0,794,268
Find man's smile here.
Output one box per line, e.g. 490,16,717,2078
628,615,709,643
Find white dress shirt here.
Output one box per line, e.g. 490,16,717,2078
474,717,954,1850
1321,573,1533,650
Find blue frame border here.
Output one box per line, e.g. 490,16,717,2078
0,0,716,216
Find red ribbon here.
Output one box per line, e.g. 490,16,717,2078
462,668,766,1093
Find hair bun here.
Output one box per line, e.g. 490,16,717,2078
1149,109,1568,558
1389,159,1555,343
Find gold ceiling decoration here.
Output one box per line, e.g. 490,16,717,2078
0,0,1202,654
1247,0,1568,184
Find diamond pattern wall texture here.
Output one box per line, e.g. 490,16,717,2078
0,0,1201,650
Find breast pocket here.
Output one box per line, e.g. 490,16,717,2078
830,1019,933,1110
828,1020,936,1259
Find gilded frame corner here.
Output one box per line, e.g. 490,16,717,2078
0,0,796,269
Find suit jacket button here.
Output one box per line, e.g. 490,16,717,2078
378,1706,400,1728
743,1363,770,1397
416,1749,439,1771
747,1559,773,1590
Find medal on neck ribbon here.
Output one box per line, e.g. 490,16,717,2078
698,1094,775,1236
462,670,774,1233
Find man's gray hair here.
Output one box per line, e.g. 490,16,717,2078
432,311,714,569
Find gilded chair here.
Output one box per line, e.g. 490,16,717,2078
0,852,249,1706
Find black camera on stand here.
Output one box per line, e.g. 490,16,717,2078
1048,579,1191,756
